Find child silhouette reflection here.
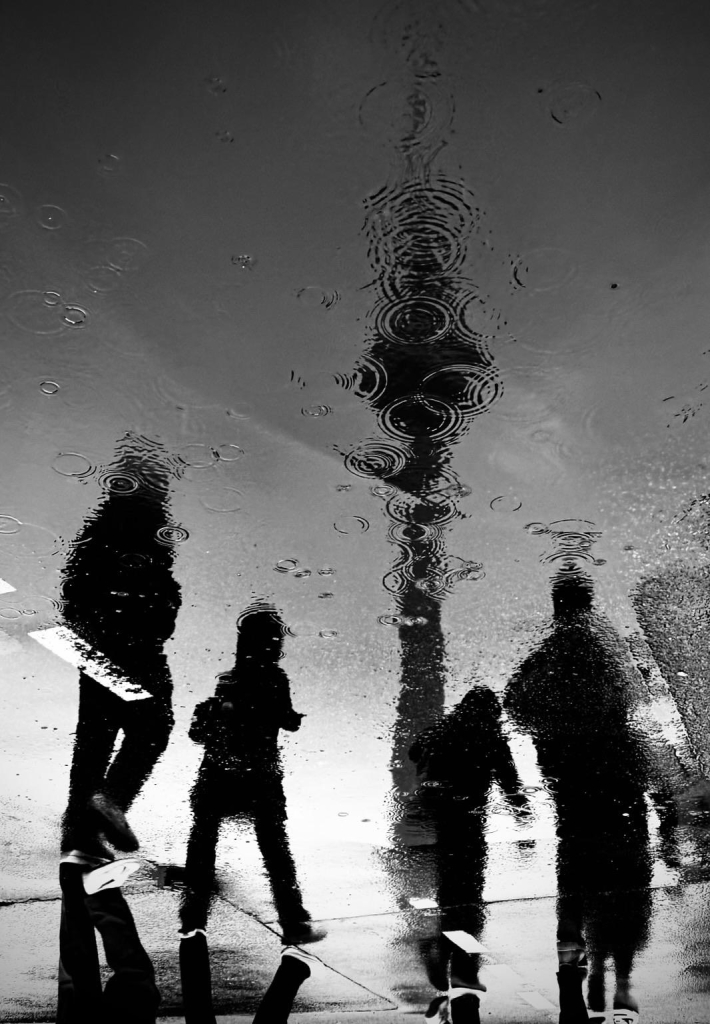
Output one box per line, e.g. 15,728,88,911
504,574,654,1024
395,687,528,1024
60,434,182,861
178,605,323,1024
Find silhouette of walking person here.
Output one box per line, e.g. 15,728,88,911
59,433,182,861
504,574,656,1024
56,433,182,1022
393,687,527,1024
178,604,324,1024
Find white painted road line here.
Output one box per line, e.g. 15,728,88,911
409,897,439,909
442,930,488,953
484,964,525,985
0,577,16,594
28,626,153,701
519,990,556,1011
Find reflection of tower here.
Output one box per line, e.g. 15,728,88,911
60,432,183,857
345,36,506,798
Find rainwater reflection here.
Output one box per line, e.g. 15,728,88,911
1,2,710,1022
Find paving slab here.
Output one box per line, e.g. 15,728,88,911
4,883,710,1023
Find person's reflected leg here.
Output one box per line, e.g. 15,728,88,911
252,947,323,1024
61,675,121,857
101,687,173,816
57,864,103,1024
252,812,324,944
179,796,221,1024
86,886,160,1024
556,839,591,1024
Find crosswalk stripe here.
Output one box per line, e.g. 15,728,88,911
442,930,487,953
520,990,556,1011
28,626,153,702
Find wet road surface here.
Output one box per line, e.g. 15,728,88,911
2,1,710,1022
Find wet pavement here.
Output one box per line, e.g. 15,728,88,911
2,1,710,1022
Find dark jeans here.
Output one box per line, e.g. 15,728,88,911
253,956,310,1024
62,670,173,853
57,864,160,1024
180,767,308,933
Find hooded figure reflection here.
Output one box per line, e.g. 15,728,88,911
504,575,654,1024
178,606,323,1024
391,687,527,1024
57,434,181,1022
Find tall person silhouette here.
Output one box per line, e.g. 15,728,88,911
60,432,182,859
57,433,182,1022
505,575,656,1024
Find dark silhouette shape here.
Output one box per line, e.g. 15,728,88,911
346,32,515,1016
178,606,321,1024
57,860,160,1024
251,947,323,1024
384,687,526,1022
504,574,656,1022
60,433,182,858
344,28,510,804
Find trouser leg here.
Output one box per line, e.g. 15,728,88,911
252,814,309,930
57,865,103,1024
179,932,217,1024
102,691,174,813
61,676,120,854
86,887,160,1024
179,798,221,1024
252,956,310,1024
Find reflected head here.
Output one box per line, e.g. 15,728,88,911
236,603,285,661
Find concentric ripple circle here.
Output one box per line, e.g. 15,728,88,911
421,363,503,417
365,176,479,278
51,453,95,478
344,440,410,479
97,471,140,494
375,295,455,345
155,525,190,546
385,492,459,526
337,355,389,402
334,515,370,535
358,77,455,156
380,394,465,443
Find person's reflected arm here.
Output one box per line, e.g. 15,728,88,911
488,706,531,819
273,667,305,733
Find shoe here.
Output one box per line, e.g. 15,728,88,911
88,793,139,852
557,941,587,968
281,920,327,945
425,994,449,1021
83,858,141,894
448,988,485,1024
60,846,114,868
281,945,327,977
